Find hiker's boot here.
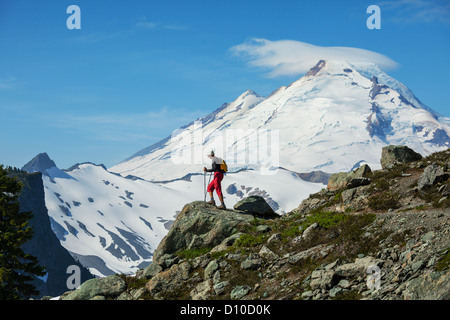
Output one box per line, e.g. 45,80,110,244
207,199,216,205
217,203,226,210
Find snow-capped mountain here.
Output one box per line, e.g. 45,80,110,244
24,154,323,277
110,60,450,182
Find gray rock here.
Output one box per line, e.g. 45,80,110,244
338,279,351,289
310,269,338,290
153,201,254,264
204,260,219,279
256,225,271,233
380,145,422,170
213,281,230,295
335,256,384,278
159,254,179,269
302,222,318,241
266,233,281,244
403,271,450,300
190,279,213,300
233,196,278,218
259,245,280,261
241,253,264,270
230,285,251,299
418,164,447,190
61,274,126,300
329,286,343,298
411,260,425,274
142,262,163,279
327,165,372,191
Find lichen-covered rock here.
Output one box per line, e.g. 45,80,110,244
327,164,372,191
61,274,126,300
418,164,448,190
153,201,255,264
403,271,450,300
380,145,422,169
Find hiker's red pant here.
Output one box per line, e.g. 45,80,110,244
207,172,223,197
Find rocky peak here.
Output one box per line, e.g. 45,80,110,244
305,59,326,77
22,152,57,174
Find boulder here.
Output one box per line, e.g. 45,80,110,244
230,285,251,299
153,201,254,264
418,164,448,190
190,279,213,300
327,164,372,191
335,256,384,278
145,263,190,296
380,145,422,170
142,262,163,279
233,196,278,218
61,274,126,300
403,271,450,300
241,253,264,270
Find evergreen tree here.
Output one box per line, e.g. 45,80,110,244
0,165,46,299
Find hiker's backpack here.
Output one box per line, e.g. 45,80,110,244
219,159,228,173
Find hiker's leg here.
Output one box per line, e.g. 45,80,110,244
207,179,216,204
215,174,225,207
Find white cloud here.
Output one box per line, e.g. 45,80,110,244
230,39,398,77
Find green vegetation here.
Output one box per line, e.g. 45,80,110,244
368,191,400,211
176,247,212,260
234,233,265,248
0,165,46,300
435,248,450,271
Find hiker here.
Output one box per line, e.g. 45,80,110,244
203,151,226,209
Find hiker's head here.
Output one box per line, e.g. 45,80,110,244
208,150,215,158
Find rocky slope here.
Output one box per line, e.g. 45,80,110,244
57,146,450,300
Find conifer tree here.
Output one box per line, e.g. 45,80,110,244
0,165,46,299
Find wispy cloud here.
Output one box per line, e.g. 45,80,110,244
230,39,398,77
45,107,203,142
378,0,450,24
136,18,187,31
0,77,16,89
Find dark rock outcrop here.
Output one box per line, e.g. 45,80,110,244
22,153,56,174
233,196,279,218
380,145,423,169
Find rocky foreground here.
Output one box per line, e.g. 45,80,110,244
57,146,450,300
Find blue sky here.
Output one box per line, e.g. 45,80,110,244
1,0,449,169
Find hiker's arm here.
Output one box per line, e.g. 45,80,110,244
204,162,218,172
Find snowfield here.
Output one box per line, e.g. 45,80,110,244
42,163,323,277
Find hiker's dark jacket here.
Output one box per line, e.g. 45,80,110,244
205,157,224,173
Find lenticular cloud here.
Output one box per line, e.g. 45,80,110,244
230,38,398,77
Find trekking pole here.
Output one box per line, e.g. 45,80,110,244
203,171,206,201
